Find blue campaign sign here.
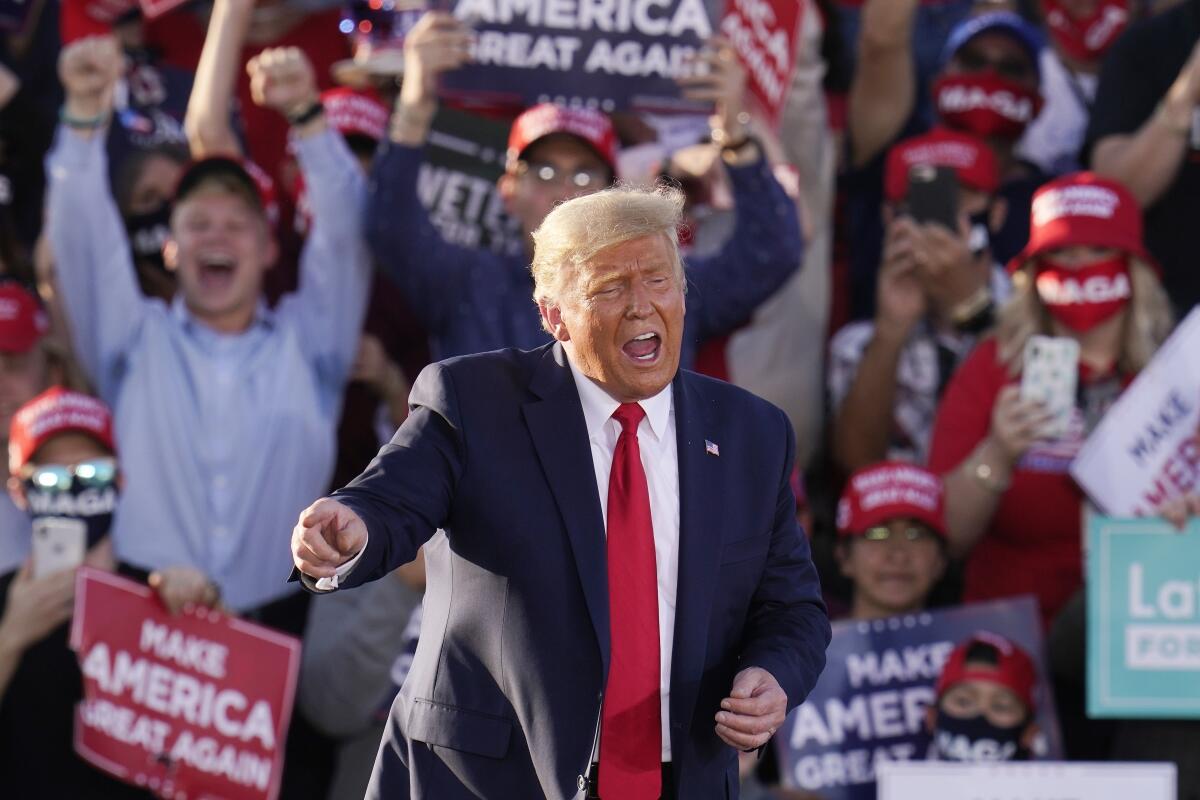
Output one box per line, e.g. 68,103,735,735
1088,515,1200,718
776,598,1063,800
433,0,714,113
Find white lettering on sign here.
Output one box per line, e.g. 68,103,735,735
791,742,918,790
788,686,934,748
1127,562,1200,622
1125,625,1200,669
844,642,955,688
139,619,229,679
455,0,711,37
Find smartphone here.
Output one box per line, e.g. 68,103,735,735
32,517,87,579
1020,335,1080,440
905,164,960,232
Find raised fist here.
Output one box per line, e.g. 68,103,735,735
247,46,319,119
58,36,123,119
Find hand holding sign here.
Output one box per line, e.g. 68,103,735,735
59,35,124,122
400,12,474,112
677,36,749,144
291,498,368,579
715,666,787,751
149,566,222,615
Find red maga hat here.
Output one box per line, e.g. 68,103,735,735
884,127,999,204
8,387,116,473
936,631,1038,712
0,283,48,354
507,103,618,174
174,156,280,226
836,461,947,539
1007,172,1155,273
321,87,389,144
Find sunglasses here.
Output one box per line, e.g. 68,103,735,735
515,161,611,191
21,458,119,493
861,525,938,544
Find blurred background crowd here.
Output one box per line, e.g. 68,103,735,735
2,0,1200,796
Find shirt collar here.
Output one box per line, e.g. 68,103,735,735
171,295,275,336
565,350,673,443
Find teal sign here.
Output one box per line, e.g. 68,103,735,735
1088,516,1200,717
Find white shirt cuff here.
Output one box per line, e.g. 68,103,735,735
313,537,368,591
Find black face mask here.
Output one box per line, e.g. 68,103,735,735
933,709,1029,763
125,203,172,272
24,482,117,549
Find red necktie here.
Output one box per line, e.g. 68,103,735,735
599,402,662,799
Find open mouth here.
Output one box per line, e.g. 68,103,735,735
197,253,236,290
622,332,661,363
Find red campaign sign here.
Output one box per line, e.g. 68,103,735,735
720,0,804,129
68,568,301,800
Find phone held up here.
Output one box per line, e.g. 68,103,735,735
905,164,960,233
1020,335,1080,440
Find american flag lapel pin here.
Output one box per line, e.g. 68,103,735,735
705,440,720,457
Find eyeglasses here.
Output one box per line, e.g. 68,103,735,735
862,526,938,544
954,48,1036,83
21,458,118,493
515,161,610,191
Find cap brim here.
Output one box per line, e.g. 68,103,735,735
513,132,617,176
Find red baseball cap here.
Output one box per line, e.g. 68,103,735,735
1007,172,1154,273
507,103,618,175
884,127,999,203
174,156,280,226
936,631,1038,713
8,387,116,474
321,87,389,144
836,461,947,539
0,283,49,354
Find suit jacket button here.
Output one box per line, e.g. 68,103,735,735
577,774,589,792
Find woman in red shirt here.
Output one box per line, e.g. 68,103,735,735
928,172,1173,630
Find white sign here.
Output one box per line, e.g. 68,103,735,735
1071,307,1200,516
877,761,1176,800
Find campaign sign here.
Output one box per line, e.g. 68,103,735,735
69,569,301,800
877,761,1177,800
719,0,802,129
418,108,524,256
434,0,714,112
1072,306,1200,517
775,597,1062,800
1088,515,1200,718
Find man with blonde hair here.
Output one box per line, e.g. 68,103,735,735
291,184,830,800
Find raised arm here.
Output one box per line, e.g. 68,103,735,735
366,11,486,335
46,36,149,396
251,48,371,396
1090,38,1200,209
847,0,919,168
184,0,253,158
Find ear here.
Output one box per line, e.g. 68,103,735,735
497,172,518,215
538,300,571,343
7,476,26,511
989,197,1008,234
162,239,179,273
262,230,279,272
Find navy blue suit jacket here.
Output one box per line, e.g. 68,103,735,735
329,343,830,799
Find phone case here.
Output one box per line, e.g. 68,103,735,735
32,517,86,578
1020,335,1080,440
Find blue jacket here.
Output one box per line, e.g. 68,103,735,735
366,143,804,366
328,343,830,799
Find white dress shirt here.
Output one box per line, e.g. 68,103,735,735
322,354,681,760
568,359,679,763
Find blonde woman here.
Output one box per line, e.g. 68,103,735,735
927,173,1173,629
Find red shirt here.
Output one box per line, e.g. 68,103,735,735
928,338,1084,630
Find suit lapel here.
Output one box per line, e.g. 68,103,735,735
521,344,611,671
670,372,724,738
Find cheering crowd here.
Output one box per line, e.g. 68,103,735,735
1,0,1199,797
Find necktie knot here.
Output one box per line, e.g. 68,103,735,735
612,402,645,436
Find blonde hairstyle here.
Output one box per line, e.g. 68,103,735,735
995,257,1174,376
529,182,687,312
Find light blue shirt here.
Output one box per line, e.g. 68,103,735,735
46,127,371,611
